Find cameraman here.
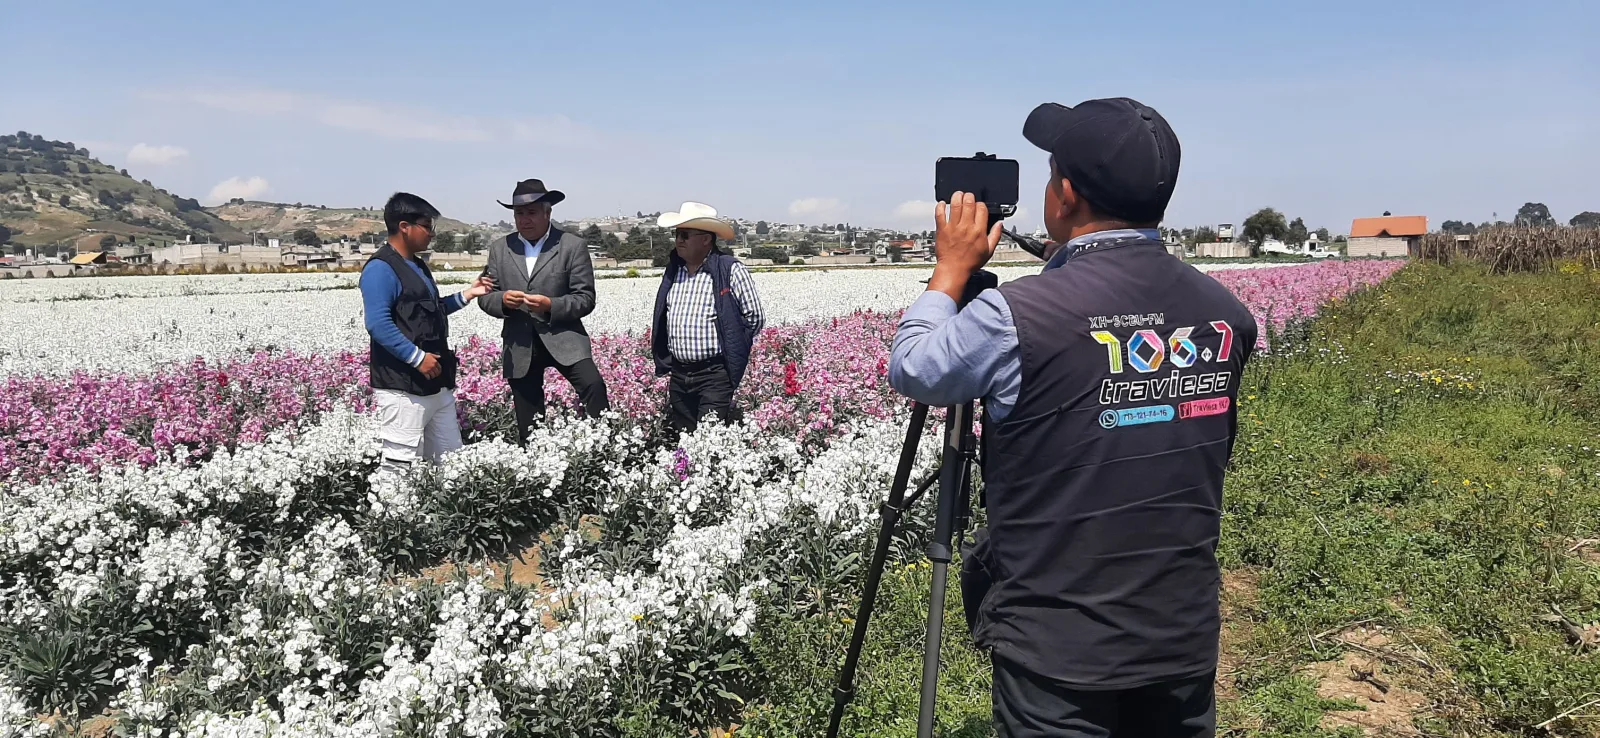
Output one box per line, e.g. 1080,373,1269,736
889,97,1256,738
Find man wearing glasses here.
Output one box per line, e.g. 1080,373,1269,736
477,179,610,442
361,192,494,482
650,202,765,435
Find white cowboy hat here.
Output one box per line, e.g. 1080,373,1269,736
657,202,735,241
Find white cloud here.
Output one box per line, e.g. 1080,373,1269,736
126,143,189,166
206,176,271,204
788,197,847,221
144,86,599,146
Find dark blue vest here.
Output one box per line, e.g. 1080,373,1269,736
975,237,1256,688
365,245,456,396
651,250,754,388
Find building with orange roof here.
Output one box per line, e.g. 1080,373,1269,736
1348,214,1427,258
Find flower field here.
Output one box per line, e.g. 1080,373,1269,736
0,260,1412,735
0,263,1301,377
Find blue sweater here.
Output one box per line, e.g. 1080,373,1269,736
359,259,468,367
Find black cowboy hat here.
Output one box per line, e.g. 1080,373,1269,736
497,179,566,209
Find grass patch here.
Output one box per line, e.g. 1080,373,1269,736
745,261,1600,737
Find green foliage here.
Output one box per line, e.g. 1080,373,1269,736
1233,675,1364,737
1,586,128,719
1287,216,1309,247
742,556,993,738
1514,202,1556,228
1570,211,1600,228
292,228,319,246
1218,262,1600,735
1243,208,1289,253
608,227,654,261
749,246,787,263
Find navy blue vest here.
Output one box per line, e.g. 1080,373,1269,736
975,237,1256,688
651,250,754,388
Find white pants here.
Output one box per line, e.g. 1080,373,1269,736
372,388,464,478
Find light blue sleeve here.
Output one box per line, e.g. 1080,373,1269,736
888,288,1022,420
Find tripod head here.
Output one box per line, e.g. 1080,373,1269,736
959,269,999,309
920,268,999,311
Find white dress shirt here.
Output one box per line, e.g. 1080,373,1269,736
517,229,549,278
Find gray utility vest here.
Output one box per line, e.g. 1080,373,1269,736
972,236,1257,689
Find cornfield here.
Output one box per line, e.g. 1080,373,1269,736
1418,225,1600,273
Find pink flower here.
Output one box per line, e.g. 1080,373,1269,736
4,261,1400,482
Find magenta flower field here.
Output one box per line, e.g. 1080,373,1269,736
0,260,1403,482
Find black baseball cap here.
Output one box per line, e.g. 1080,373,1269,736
1023,97,1180,224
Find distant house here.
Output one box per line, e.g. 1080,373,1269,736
1194,242,1250,259
1348,215,1427,258
116,245,154,266
281,247,339,269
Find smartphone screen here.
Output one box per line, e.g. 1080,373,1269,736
935,156,1019,208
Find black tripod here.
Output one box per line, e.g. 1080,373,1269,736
826,269,996,738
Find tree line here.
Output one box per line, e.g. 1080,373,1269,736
1441,202,1600,234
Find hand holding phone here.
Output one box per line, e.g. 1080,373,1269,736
935,153,1019,225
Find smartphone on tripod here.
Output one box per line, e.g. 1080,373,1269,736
935,153,1049,260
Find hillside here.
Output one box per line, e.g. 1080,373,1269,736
208,201,474,240
0,132,247,252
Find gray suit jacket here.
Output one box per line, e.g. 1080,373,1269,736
476,228,597,377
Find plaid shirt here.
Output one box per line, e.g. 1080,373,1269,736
666,261,765,363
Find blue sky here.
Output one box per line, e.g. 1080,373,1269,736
5,0,1595,233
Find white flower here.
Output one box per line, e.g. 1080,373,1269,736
9,395,945,733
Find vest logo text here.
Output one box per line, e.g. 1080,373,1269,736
1092,320,1237,408
1098,404,1175,429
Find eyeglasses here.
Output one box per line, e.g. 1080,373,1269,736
514,206,551,218
405,220,436,233
675,229,711,241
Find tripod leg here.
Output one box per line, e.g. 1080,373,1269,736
917,401,977,738
826,403,930,738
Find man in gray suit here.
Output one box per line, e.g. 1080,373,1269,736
477,179,610,442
